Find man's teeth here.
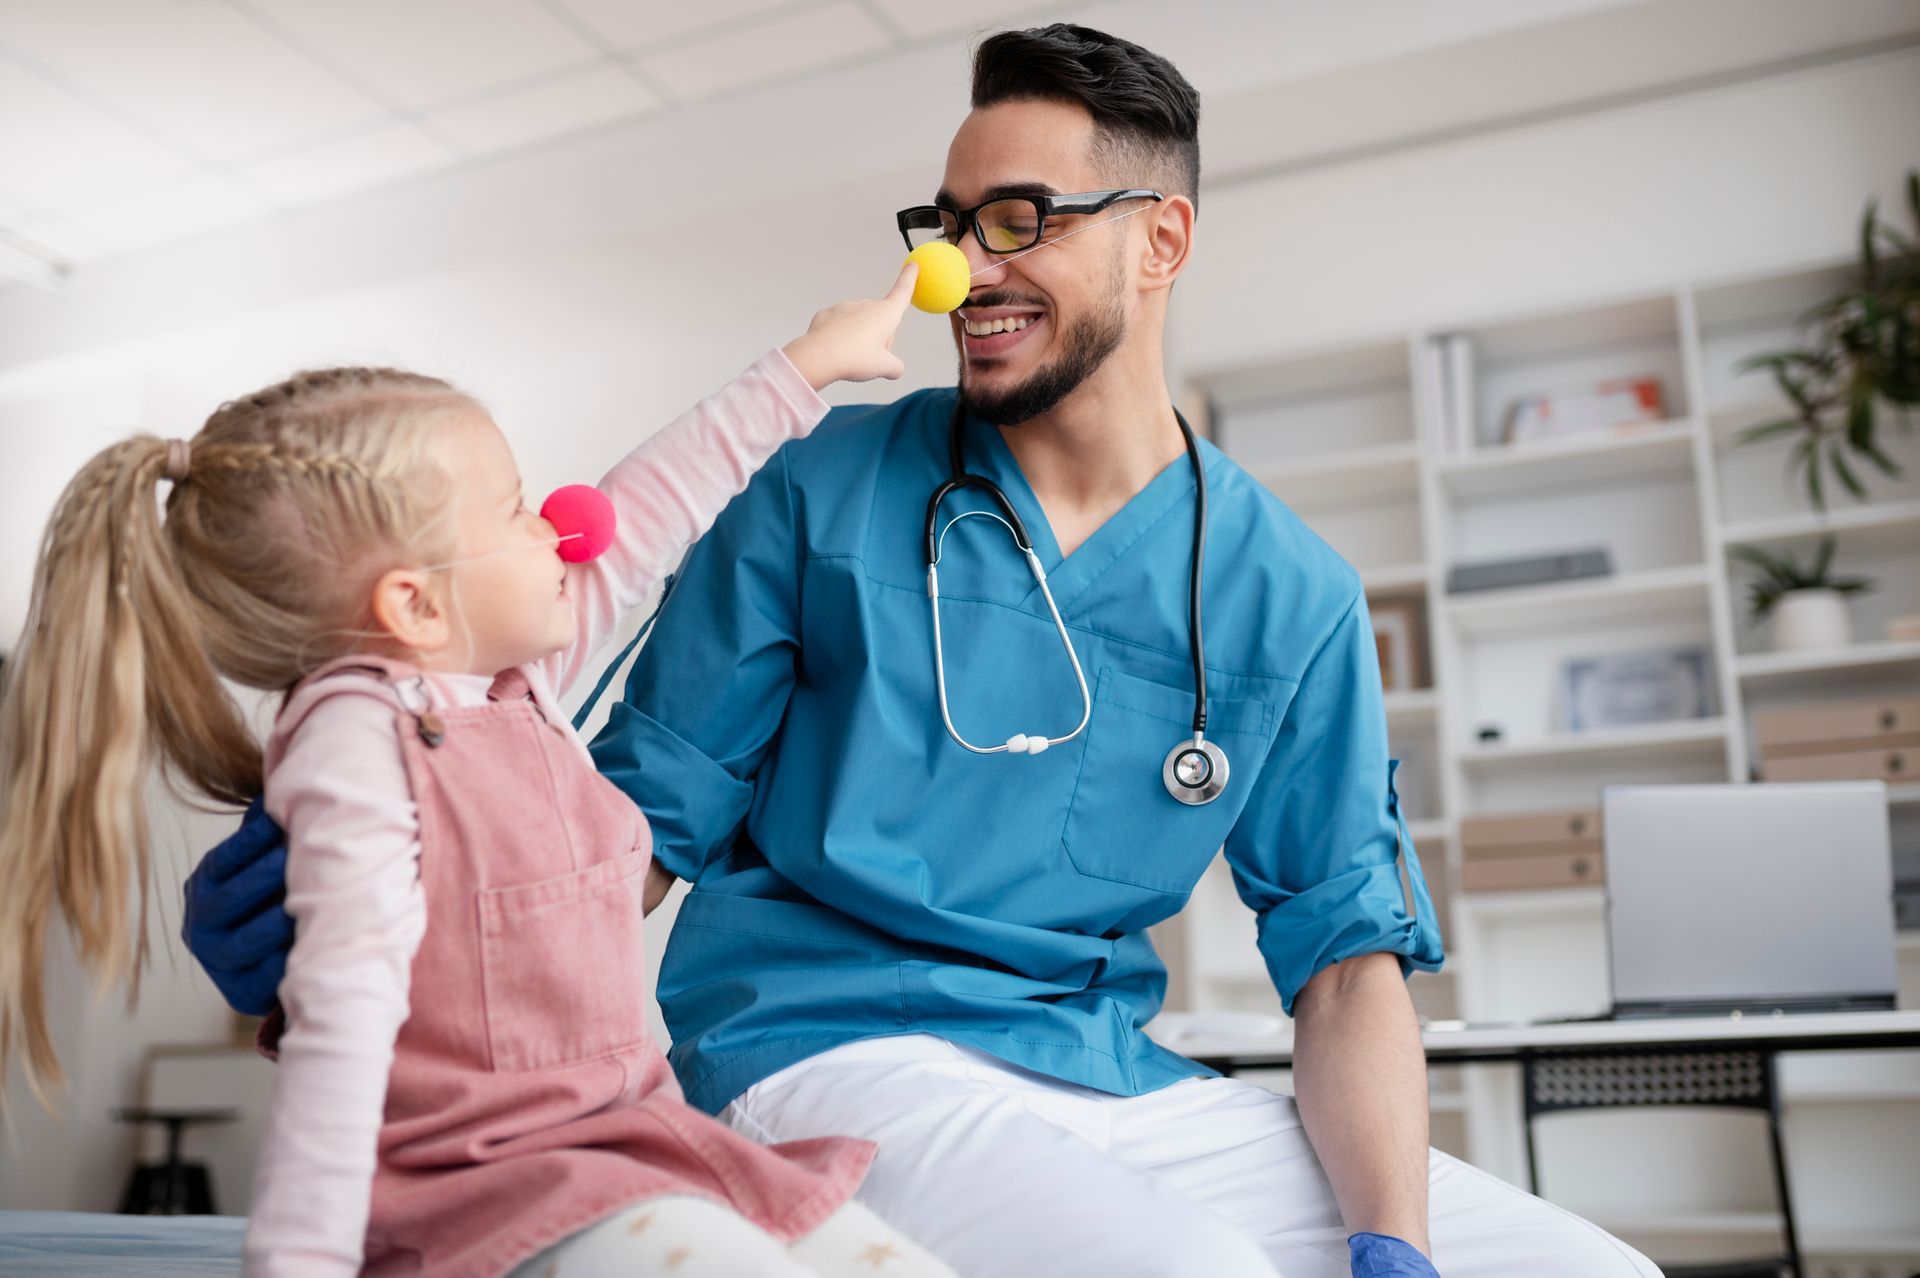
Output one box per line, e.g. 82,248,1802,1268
964,315,1037,337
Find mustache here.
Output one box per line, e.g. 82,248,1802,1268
962,289,1049,312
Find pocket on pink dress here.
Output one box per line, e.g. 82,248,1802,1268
477,851,650,1072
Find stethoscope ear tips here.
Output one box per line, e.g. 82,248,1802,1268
1004,733,1051,756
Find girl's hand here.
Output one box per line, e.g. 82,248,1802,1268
782,261,918,391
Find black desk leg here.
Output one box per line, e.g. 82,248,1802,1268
1763,1052,1802,1278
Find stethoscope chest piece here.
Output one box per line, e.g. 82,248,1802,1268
1163,736,1228,806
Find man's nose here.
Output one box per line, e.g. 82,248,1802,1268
954,226,1004,286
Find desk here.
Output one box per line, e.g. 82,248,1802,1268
1148,1011,1920,1278
1149,1009,1920,1072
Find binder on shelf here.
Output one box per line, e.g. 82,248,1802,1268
1444,333,1476,455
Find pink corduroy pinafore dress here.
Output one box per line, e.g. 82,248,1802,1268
267,655,875,1278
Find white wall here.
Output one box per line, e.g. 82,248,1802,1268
2,21,1916,1214
1170,47,1920,365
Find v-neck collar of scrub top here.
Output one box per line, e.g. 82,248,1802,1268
956,408,1211,618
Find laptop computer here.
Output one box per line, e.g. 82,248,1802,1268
1600,782,1899,1019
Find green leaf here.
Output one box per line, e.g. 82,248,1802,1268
1735,418,1805,446
1846,384,1874,451
1813,535,1837,582
1862,198,1880,281
1856,432,1905,480
1829,442,1869,500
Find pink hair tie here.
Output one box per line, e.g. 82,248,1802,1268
163,438,191,482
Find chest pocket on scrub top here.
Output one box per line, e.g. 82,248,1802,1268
1061,666,1277,895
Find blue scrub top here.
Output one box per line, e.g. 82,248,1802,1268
590,387,1443,1115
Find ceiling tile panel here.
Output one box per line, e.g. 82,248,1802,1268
861,0,1061,42
247,119,456,204
240,0,602,109
428,64,659,154
637,1,893,102
0,57,196,215
0,0,385,161
545,0,798,52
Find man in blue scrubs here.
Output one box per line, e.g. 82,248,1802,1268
186,23,1660,1278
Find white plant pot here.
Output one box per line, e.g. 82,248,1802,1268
1769,588,1852,652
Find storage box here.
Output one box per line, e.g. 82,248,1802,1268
1759,745,1913,784
1460,850,1604,892
1752,696,1920,758
1460,808,1604,892
1460,808,1602,854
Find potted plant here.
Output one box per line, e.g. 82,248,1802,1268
1729,537,1873,652
1737,170,1920,510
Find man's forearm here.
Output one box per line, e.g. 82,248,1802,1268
1289,951,1432,1254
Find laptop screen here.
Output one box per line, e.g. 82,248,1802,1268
1603,783,1898,1014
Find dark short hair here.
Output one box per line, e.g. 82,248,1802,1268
971,23,1201,208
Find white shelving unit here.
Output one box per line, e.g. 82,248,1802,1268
1170,254,1920,1273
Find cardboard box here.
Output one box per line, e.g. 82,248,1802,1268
1460,809,1602,857
1759,745,1913,784
1460,850,1605,892
1753,696,1920,758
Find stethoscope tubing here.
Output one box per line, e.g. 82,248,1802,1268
927,401,1209,764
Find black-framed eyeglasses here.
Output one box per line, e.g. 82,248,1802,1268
896,189,1163,254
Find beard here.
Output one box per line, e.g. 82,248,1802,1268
958,279,1128,428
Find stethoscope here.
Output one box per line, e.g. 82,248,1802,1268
925,401,1228,806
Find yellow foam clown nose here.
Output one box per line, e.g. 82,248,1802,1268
904,241,970,314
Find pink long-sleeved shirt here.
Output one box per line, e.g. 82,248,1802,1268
243,350,828,1277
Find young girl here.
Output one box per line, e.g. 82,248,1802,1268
0,265,958,1278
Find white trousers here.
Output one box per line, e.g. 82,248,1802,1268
720,1034,1664,1278
503,1196,957,1278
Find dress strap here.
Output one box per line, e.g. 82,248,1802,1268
487,668,534,704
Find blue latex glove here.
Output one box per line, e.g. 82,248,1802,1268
1349,1233,1440,1277
181,796,292,1017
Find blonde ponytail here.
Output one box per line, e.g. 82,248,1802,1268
0,367,475,1107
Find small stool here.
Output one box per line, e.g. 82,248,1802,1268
113,1106,238,1215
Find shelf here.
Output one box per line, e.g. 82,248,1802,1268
1721,499,1920,555
1736,639,1920,687
1362,561,1429,597
1592,1211,1783,1237
1434,420,1696,501
1800,1232,1920,1258
1891,785,1920,808
1781,1084,1920,1104
1406,818,1451,844
1458,886,1605,919
1457,717,1729,770
1445,563,1712,639
1256,440,1421,505
1384,688,1440,732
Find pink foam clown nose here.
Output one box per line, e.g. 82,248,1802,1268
540,484,616,563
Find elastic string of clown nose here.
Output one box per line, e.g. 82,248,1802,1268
421,534,584,573
420,484,617,572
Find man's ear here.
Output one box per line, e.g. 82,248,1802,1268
1138,194,1195,294
370,568,450,653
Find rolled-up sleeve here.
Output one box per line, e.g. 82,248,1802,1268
588,446,800,885
1224,588,1444,1015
